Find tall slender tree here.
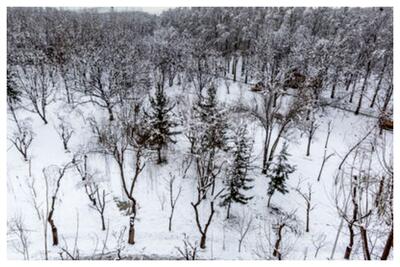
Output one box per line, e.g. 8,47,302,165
266,143,295,207
145,82,178,164
221,125,254,219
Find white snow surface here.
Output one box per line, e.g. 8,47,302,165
7,74,392,260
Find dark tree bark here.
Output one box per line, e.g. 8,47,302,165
355,61,372,115
360,226,371,260
44,162,72,246
349,74,358,103
191,200,215,249
344,176,358,260
380,228,393,260
273,224,285,260
128,198,137,244
106,104,114,121
344,73,354,91
370,57,387,108
381,84,393,114
306,120,318,157
48,199,59,246
344,223,354,260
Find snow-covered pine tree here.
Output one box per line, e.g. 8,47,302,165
7,69,22,129
145,82,178,164
266,142,295,207
7,69,21,106
221,125,254,219
189,85,228,154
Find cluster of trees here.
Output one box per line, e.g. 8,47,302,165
7,7,393,260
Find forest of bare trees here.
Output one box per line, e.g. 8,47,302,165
7,7,393,261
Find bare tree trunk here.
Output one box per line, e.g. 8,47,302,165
344,73,354,91
344,176,358,260
355,61,371,115
349,74,358,103
306,202,310,233
360,226,371,260
262,132,269,174
128,199,137,245
381,84,393,113
101,215,106,231
317,122,332,181
107,105,114,121
267,193,273,208
226,201,231,219
330,70,339,98
192,201,215,249
306,134,312,157
330,218,344,259
306,120,317,157
267,122,288,165
200,234,207,250
9,104,22,132
168,175,181,232
61,73,71,104
273,224,285,260
370,57,387,108
232,57,238,82
380,228,393,260
344,223,354,260
48,206,59,246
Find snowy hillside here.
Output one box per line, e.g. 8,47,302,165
7,7,393,261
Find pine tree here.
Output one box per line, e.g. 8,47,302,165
145,82,178,164
7,69,20,106
266,142,295,207
188,85,228,154
221,125,254,219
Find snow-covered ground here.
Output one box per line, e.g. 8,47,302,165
7,72,392,260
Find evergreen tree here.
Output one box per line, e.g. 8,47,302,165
266,142,295,207
7,69,20,106
221,125,254,218
188,85,228,154
145,82,178,164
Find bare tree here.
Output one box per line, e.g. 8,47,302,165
42,161,74,246
166,173,182,232
9,120,34,161
15,63,56,124
317,121,333,181
305,118,319,157
54,116,74,151
191,150,225,249
59,212,80,260
230,210,255,252
294,180,315,232
90,110,150,244
311,233,327,258
176,234,198,260
77,45,148,122
112,226,127,260
8,216,31,260
224,79,231,94
271,210,302,260
25,175,42,221
73,154,108,231
338,125,376,170
375,136,393,260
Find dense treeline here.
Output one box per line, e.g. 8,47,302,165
8,7,393,115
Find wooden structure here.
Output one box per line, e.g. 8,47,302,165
379,115,393,131
284,69,306,89
251,81,265,92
